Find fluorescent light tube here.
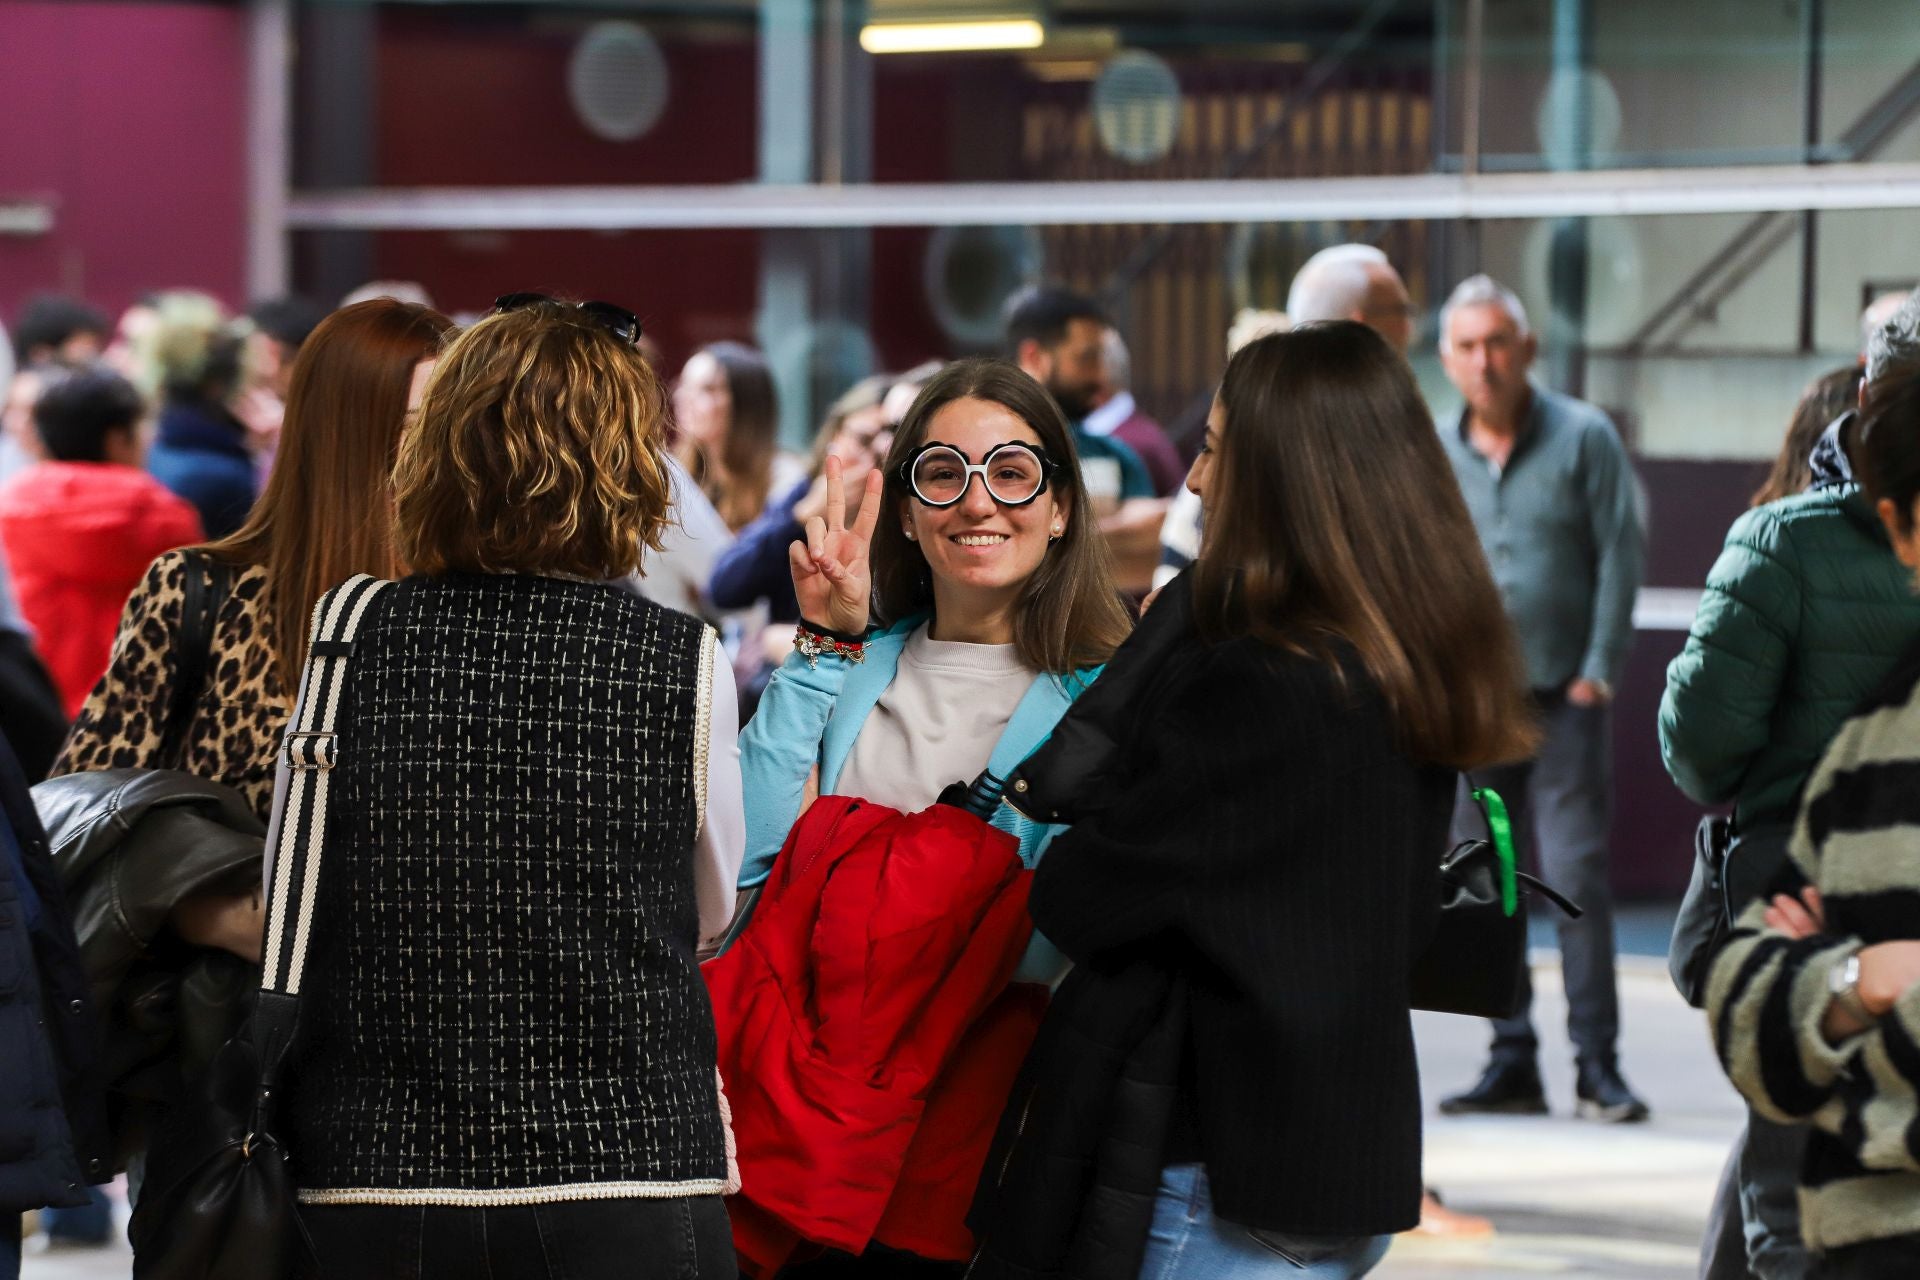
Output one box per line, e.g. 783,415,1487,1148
859,19,1045,54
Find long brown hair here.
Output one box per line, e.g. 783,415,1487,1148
870,357,1130,677
393,303,675,580
1752,363,1861,507
689,341,779,529
1196,323,1536,769
207,298,454,687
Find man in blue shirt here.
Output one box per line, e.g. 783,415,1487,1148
1433,275,1649,1124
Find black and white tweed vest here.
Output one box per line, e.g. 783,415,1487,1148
287,573,731,1206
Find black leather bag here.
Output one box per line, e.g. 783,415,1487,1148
1667,815,1733,1009
1410,787,1582,1019
1667,815,1790,1008
128,576,392,1280
128,993,302,1280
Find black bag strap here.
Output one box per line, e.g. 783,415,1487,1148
250,574,392,1095
160,549,237,766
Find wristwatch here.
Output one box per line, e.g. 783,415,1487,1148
1829,952,1876,1025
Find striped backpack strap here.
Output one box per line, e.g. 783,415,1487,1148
251,575,392,1085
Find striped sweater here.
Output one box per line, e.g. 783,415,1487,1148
1706,634,1920,1252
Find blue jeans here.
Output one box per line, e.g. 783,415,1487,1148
1139,1165,1392,1280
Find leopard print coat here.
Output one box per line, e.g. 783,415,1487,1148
53,550,290,821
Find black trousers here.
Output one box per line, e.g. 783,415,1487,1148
298,1196,737,1280
1816,1234,1920,1279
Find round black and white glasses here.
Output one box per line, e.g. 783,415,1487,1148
902,441,1060,509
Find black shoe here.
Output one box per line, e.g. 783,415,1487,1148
1574,1058,1650,1123
1438,1059,1549,1116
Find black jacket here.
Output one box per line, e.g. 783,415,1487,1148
976,614,1449,1276
0,734,110,1210
970,959,1187,1280
35,767,264,1164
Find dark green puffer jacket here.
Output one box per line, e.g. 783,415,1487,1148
1660,484,1920,836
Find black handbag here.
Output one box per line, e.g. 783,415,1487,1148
1667,814,1790,1008
129,575,392,1280
1410,787,1582,1019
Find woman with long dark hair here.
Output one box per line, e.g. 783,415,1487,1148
674,341,801,532
972,322,1537,1280
56,297,455,953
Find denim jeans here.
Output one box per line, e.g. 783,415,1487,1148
41,1186,113,1244
297,1195,736,1280
1456,693,1620,1067
1138,1165,1391,1280
1699,1112,1812,1280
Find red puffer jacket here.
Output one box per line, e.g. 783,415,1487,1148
704,794,1046,1278
0,462,203,716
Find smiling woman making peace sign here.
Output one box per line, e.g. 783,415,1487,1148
729,357,1129,1272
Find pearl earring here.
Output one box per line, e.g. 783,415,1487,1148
905,528,917,541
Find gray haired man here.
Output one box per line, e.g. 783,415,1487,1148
1434,274,1650,1124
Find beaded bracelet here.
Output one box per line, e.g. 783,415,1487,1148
794,619,867,669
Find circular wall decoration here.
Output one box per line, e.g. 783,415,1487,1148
568,22,670,143
1534,68,1623,165
1093,51,1182,165
1520,214,1645,346
923,225,1046,348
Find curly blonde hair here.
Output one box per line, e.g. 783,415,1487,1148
393,302,673,579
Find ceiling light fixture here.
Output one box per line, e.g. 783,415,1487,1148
859,19,1045,55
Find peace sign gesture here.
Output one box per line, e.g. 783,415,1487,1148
790,454,885,637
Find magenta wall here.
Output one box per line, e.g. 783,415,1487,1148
0,2,247,328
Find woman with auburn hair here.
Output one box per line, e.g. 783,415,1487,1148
731,356,1128,1270
971,323,1537,1280
55,297,454,959
673,340,803,532
282,296,744,1278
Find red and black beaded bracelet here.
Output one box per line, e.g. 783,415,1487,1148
793,619,867,668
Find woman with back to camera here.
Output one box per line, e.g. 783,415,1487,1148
674,341,804,533
1706,368,1920,1279
733,356,1130,1272
972,323,1537,1280
56,297,453,963
284,296,744,1278
1751,363,1862,507
1664,348,1920,1280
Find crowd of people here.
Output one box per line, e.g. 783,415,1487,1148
0,245,1915,1280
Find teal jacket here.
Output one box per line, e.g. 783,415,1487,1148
1660,485,1920,835
738,617,1101,982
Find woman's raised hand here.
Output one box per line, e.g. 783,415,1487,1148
790,454,884,638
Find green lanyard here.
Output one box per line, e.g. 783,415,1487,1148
1472,786,1519,917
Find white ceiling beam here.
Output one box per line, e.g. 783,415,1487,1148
284,161,1920,231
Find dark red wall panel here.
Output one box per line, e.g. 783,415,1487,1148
0,2,247,324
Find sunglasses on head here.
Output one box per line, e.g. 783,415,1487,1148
492,292,642,347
